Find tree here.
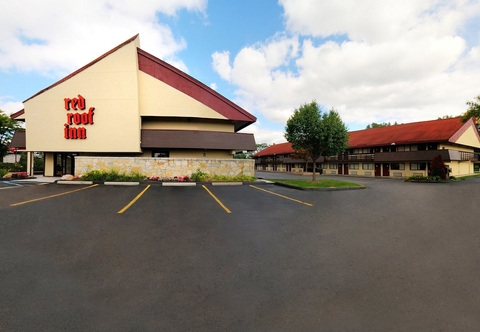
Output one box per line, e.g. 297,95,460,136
365,121,398,129
430,154,446,180
0,110,21,159
461,94,480,128
285,101,349,181
438,115,454,119
290,148,311,172
234,143,270,159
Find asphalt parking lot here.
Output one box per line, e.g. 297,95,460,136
1,173,480,331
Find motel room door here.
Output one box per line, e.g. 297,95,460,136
338,164,343,175
343,164,349,175
375,163,381,176
382,163,390,177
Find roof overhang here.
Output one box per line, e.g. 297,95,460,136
141,130,256,151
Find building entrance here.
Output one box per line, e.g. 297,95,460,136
53,153,76,176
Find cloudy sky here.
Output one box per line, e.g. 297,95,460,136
1,0,480,144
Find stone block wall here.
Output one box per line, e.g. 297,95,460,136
74,157,255,177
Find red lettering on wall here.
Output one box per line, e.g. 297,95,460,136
73,113,81,125
77,127,86,139
88,107,95,124
69,127,77,139
63,96,96,139
64,98,71,110
77,95,85,110
66,113,74,125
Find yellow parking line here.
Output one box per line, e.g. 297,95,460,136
118,185,151,214
202,185,231,214
249,185,313,207
10,184,99,206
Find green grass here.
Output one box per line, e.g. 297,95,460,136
272,178,364,188
456,173,480,180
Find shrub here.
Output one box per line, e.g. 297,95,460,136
80,169,146,182
0,162,24,172
431,155,447,179
190,168,209,182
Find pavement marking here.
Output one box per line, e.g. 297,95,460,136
10,184,99,206
117,185,151,214
249,185,313,207
202,185,231,214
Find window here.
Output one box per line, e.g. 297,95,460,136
410,163,426,170
397,145,405,152
350,163,359,170
362,163,374,170
152,150,169,158
391,163,405,170
329,163,337,169
410,145,418,151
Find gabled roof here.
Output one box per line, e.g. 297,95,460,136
253,117,480,158
18,34,256,132
137,49,256,132
23,34,139,103
253,142,295,157
348,117,471,148
10,109,25,119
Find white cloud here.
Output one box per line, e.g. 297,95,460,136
239,123,286,145
211,51,232,81
0,97,23,115
0,0,207,76
212,0,480,133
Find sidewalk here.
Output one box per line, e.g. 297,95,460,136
13,175,60,183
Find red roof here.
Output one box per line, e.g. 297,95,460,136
10,109,25,119
19,35,256,132
254,117,479,157
253,142,295,157
137,49,256,131
348,117,466,148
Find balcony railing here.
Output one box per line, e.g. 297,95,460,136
256,150,480,164
325,154,374,162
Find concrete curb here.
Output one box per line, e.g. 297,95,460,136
211,182,243,186
104,181,140,186
162,182,197,187
57,180,94,185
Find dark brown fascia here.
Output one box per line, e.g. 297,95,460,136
141,129,256,151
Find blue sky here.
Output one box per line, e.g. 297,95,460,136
1,0,480,144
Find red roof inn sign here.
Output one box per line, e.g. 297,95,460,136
63,94,95,139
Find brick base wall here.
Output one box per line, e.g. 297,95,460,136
74,157,255,178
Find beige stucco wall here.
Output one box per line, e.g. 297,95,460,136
24,38,141,153
454,125,480,148
75,157,255,178
138,71,227,120
141,118,234,132
44,153,55,176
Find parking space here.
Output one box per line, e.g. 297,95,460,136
1,178,480,331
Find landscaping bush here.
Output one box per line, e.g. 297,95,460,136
190,168,256,182
190,168,210,182
431,154,447,179
80,169,146,182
